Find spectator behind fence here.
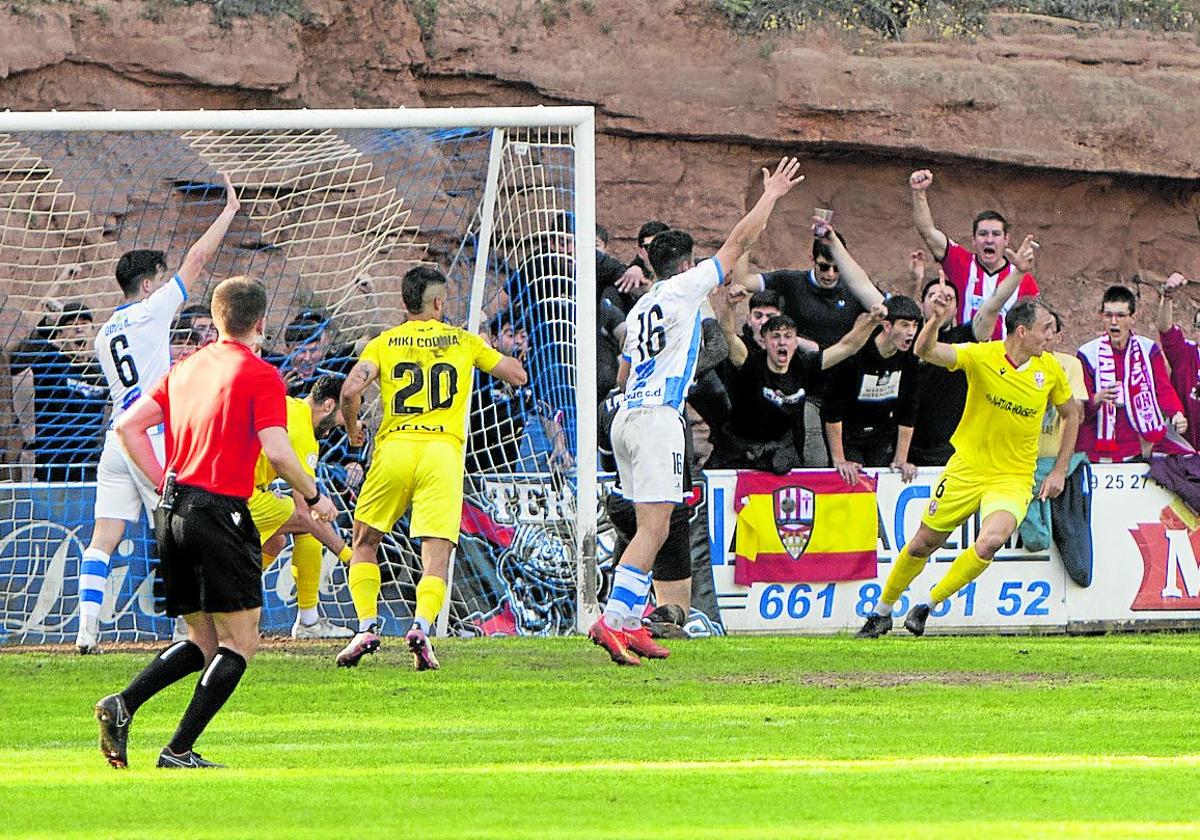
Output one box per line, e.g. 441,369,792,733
10,301,108,482
272,309,336,396
733,219,885,467
908,250,1030,466
823,295,922,485
170,303,218,364
505,213,627,453
909,169,1039,339
1018,310,1094,587
1155,272,1200,452
709,288,884,473
732,227,884,349
1077,285,1187,463
467,312,572,474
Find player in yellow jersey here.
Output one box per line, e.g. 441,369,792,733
247,374,356,639
858,237,1083,638
335,266,527,669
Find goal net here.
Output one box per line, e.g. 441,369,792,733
0,107,600,646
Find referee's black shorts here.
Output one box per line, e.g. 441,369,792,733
154,484,263,616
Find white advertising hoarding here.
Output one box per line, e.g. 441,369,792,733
707,465,1200,634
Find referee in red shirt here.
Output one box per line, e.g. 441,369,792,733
94,275,336,770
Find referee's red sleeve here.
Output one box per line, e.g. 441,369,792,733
252,366,288,431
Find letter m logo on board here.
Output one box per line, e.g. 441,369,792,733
1128,517,1200,611
774,485,815,560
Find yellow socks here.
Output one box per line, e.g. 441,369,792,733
881,546,929,606
348,562,382,628
337,545,353,563
930,545,990,604
290,535,322,611
414,576,448,633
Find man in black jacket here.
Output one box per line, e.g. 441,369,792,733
823,295,923,484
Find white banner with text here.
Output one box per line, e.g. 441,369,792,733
706,464,1200,633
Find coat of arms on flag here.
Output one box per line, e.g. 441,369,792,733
733,470,878,586
774,485,815,559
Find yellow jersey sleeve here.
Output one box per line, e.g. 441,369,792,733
361,332,382,366
948,340,984,375
286,397,319,479
471,331,505,376
251,397,317,488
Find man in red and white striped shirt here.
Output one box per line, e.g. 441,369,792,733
909,169,1040,339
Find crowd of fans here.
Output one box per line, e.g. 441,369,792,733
5,166,1200,488
591,168,1200,483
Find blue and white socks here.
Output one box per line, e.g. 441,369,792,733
602,565,653,631
77,548,111,639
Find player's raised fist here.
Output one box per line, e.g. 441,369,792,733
761,157,804,199
859,304,888,331
1163,272,1188,297
909,170,933,191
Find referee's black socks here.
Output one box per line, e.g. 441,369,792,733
121,640,206,714
167,646,247,755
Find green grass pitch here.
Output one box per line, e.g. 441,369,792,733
4,634,1200,839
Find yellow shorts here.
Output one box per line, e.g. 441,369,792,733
247,486,295,544
354,435,464,542
922,458,1033,534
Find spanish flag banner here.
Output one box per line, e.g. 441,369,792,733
733,471,878,586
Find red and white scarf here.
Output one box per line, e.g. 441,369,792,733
963,259,1021,337
1079,334,1167,453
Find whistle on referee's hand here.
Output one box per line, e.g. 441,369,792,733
160,470,179,513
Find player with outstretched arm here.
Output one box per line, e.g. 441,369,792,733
591,157,805,666
76,173,240,654
857,237,1081,638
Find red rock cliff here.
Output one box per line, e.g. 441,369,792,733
1,0,1198,348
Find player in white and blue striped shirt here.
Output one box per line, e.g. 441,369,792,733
589,157,805,665
75,173,240,654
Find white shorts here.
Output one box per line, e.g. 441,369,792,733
611,404,686,504
94,430,164,522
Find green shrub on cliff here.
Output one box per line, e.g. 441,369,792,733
716,0,1198,38
143,0,315,27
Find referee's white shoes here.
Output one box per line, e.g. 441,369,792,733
291,616,354,639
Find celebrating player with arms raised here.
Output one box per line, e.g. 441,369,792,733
336,266,527,670
590,157,805,666
76,173,240,654
858,237,1082,638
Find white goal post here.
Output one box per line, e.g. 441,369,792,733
0,106,599,643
